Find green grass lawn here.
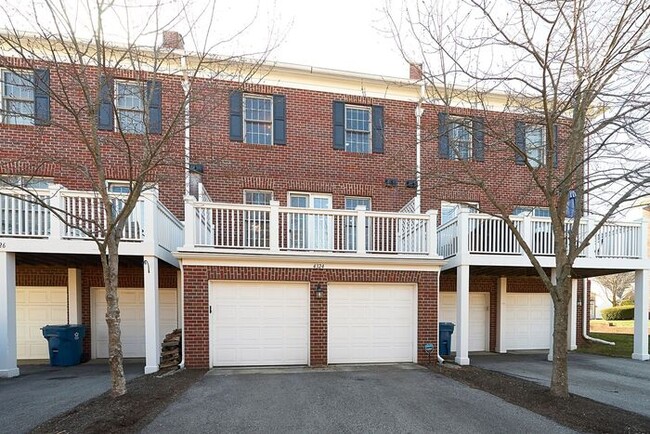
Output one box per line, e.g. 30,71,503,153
590,320,635,328
577,333,650,358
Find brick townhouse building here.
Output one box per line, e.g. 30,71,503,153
0,32,648,377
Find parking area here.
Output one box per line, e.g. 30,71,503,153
0,360,144,434
472,352,650,418
143,364,575,434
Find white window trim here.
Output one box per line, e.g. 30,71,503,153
1,69,36,125
243,189,274,205
243,94,274,145
114,80,146,134
344,104,372,154
344,196,372,211
287,191,333,208
448,115,473,161
512,206,550,218
524,123,546,168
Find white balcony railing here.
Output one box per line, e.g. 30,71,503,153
437,212,644,260
184,198,439,256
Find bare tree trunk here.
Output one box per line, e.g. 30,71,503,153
100,239,127,397
550,279,570,398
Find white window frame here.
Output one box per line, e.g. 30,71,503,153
448,116,473,161
243,94,273,145
441,201,479,225
114,80,146,134
287,192,333,251
243,189,274,205
344,104,372,154
344,196,372,211
1,69,35,126
512,206,550,218
524,124,546,168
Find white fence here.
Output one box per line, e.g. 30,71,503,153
186,199,438,256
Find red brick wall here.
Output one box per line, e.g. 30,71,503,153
182,265,438,368
16,265,68,286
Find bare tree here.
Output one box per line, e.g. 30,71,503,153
0,0,275,396
387,0,650,397
595,272,635,307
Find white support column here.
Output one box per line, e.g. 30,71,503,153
183,196,196,249
568,279,577,351
455,264,470,365
547,269,557,362
496,277,507,353
632,269,649,361
0,252,19,378
144,256,160,374
68,268,83,324
426,210,437,257
269,200,280,253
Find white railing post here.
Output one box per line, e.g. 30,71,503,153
521,215,532,256
458,211,469,260
142,190,158,250
48,185,63,240
183,196,196,249
639,218,648,259
356,205,367,255
586,216,596,258
269,200,280,253
426,210,437,257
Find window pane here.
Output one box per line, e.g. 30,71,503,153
345,197,371,210
117,110,145,134
244,96,273,144
290,195,308,208
449,118,472,160
525,125,545,167
245,97,272,122
3,71,35,125
345,106,371,154
116,83,144,110
4,100,35,125
3,71,34,100
245,121,272,145
245,191,273,205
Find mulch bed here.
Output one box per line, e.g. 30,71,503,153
30,368,206,434
433,363,650,434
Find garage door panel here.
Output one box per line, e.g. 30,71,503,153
505,293,551,350
439,292,489,353
17,287,68,359
328,283,415,364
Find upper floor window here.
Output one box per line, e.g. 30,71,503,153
513,206,550,218
2,71,34,125
229,91,286,145
107,182,131,194
515,121,558,168
438,113,484,161
116,81,145,134
98,76,162,134
244,190,273,205
1,176,52,189
333,101,384,154
345,105,371,153
441,201,478,225
345,196,372,211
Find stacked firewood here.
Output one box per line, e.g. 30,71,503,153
159,329,182,369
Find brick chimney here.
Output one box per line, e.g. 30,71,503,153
409,62,423,80
161,31,184,50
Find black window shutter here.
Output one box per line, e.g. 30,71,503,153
372,105,384,153
33,69,50,125
552,124,559,168
333,101,345,150
514,121,525,165
472,117,484,162
273,94,286,145
229,90,243,142
147,80,162,134
98,75,114,131
438,112,450,159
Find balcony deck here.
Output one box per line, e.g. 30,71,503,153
438,212,649,273
0,187,184,266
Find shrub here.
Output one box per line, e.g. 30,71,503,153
601,305,634,320
620,300,634,306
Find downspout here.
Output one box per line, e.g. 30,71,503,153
178,263,186,368
436,270,445,364
415,82,425,212
582,278,615,346
179,43,189,368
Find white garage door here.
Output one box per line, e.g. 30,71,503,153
505,293,551,350
17,287,68,359
93,288,178,358
439,292,489,352
328,283,416,364
210,281,310,367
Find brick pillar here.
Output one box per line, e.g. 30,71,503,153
183,266,209,368
417,271,437,364
80,268,92,361
310,271,327,367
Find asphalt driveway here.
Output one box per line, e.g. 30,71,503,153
0,360,144,434
472,352,650,418
144,364,575,433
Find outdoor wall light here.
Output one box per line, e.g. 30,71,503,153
315,283,324,298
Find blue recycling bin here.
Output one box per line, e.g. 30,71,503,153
42,325,86,367
439,322,455,356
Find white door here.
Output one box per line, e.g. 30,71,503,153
505,293,552,350
439,292,489,352
328,283,416,364
17,287,68,359
93,288,178,358
210,281,310,367
288,193,333,250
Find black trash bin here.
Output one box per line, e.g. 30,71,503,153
42,324,86,367
439,322,455,356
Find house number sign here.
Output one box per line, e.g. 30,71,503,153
0,241,6,249
313,263,325,269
